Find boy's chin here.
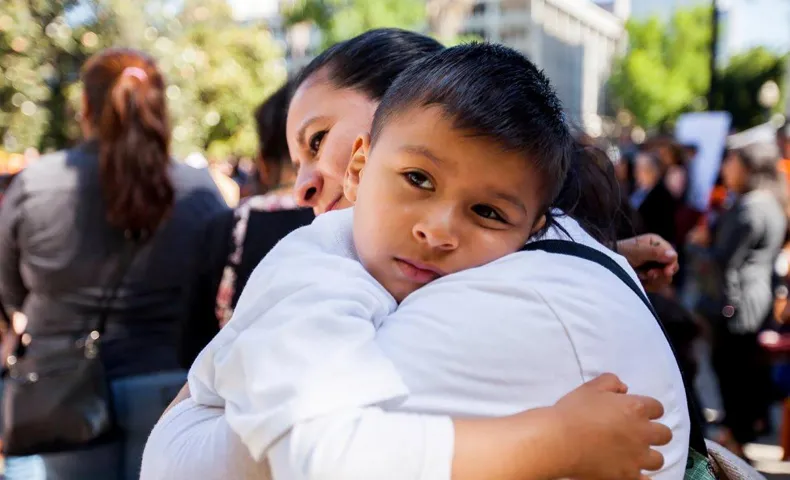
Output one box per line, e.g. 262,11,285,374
381,279,418,304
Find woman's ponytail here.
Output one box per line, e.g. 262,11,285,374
82,49,174,235
551,137,622,246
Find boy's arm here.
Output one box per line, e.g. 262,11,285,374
212,252,409,461
266,375,669,480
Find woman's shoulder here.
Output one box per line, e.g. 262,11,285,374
742,189,783,214
17,145,92,193
734,190,785,232
170,162,221,192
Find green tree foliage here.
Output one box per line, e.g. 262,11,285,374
608,6,712,129
167,0,287,157
0,0,286,157
282,0,427,49
713,47,787,131
0,0,82,152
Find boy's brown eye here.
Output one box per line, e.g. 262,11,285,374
404,171,434,190
472,205,506,223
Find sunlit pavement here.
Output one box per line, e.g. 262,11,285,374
745,442,790,477
696,339,790,478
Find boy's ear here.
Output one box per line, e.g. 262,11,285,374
344,133,370,204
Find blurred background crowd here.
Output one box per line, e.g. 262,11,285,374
2,0,790,478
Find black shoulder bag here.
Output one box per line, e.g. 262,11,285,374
521,240,718,479
2,238,141,456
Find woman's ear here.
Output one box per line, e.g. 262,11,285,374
344,133,370,204
531,214,547,234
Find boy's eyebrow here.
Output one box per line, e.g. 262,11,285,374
296,115,330,146
493,191,527,212
400,145,444,166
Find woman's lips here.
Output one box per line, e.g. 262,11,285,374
316,195,342,215
395,258,444,284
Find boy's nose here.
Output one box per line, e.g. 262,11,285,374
412,214,459,251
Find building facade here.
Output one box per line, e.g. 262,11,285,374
462,0,627,133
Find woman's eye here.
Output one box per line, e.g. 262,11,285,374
472,205,506,223
404,172,434,190
309,131,326,154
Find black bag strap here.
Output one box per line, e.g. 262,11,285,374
91,236,144,337
521,239,709,456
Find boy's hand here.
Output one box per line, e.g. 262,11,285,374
554,374,672,480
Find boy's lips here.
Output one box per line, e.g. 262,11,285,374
394,258,445,284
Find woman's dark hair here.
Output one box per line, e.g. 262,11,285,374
254,82,292,167
370,43,620,244
293,28,444,102
81,48,173,235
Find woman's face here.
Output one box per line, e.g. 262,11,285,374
721,151,748,193
634,153,660,191
286,71,379,215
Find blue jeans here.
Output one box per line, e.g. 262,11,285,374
4,370,186,480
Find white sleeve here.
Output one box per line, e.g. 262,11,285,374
268,408,455,480
140,399,455,480
213,254,411,460
140,398,268,480
189,209,412,462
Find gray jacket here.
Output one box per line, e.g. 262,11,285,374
712,190,786,333
0,142,228,377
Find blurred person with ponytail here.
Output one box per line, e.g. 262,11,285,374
0,48,226,479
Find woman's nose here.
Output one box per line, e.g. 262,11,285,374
294,165,323,208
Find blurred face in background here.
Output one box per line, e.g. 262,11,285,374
656,145,674,170
634,153,661,191
721,150,749,194
286,70,378,215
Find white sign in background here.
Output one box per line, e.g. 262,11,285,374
675,112,733,211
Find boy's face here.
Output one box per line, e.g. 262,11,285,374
345,106,546,302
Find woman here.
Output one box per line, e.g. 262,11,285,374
180,82,313,367
631,151,677,247
0,49,227,479
143,30,683,480
689,141,787,457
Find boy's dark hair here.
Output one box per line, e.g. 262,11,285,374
293,28,444,102
254,81,292,165
371,43,620,244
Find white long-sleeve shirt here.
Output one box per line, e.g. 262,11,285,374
143,208,689,480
